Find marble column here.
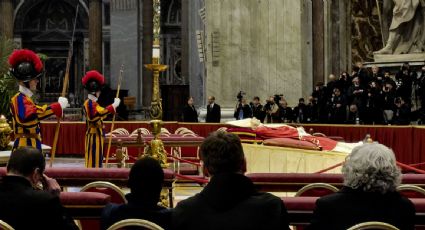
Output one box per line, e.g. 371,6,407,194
312,0,324,85
181,0,189,87
333,0,351,73
0,0,14,39
89,0,103,72
188,0,205,106
110,0,138,99
142,0,153,108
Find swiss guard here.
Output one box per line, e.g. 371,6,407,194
82,70,120,168
9,49,68,150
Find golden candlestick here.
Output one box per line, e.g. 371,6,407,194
143,120,169,168
145,62,168,120
0,115,12,151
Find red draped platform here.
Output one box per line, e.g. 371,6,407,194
40,122,425,167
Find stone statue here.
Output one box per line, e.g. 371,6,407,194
375,0,425,54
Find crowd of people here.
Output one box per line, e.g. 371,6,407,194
182,62,425,125
0,135,415,230
309,62,425,125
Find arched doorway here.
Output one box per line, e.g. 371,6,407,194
14,0,88,107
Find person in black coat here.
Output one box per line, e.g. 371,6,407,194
250,96,265,122
181,96,198,122
307,143,415,230
392,97,411,125
293,98,309,123
234,98,252,120
0,147,77,230
395,63,415,105
206,96,221,123
172,132,290,230
101,157,172,230
278,99,293,123
327,88,347,124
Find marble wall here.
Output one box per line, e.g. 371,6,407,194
204,0,311,108
110,0,139,99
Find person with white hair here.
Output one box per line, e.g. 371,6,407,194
307,143,415,230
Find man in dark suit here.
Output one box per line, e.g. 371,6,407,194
181,96,198,122
206,96,221,123
172,132,290,230
251,96,265,122
101,157,172,229
0,147,77,230
307,143,415,230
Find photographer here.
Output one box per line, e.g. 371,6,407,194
234,91,252,120
251,96,265,123
264,95,280,123
395,63,415,105
382,82,396,124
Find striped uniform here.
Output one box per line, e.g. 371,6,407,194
10,93,62,150
83,99,115,168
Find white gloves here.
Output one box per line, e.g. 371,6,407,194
58,97,69,109
112,98,121,109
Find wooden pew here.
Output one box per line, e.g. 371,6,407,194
247,173,425,192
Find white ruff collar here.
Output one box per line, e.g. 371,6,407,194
88,94,98,102
19,85,33,98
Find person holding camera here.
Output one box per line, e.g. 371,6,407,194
395,63,415,105
234,97,252,120
382,82,397,124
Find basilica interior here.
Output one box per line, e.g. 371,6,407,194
1,0,425,229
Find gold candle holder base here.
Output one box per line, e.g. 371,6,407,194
143,119,169,168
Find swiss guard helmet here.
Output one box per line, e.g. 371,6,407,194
8,49,44,82
82,70,105,94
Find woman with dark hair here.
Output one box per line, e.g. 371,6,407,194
101,157,171,229
181,96,198,122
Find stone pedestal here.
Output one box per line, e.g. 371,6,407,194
204,0,311,109
374,53,425,63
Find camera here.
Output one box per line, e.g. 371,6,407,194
273,94,283,104
237,91,245,102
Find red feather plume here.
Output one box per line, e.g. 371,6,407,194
82,70,105,86
8,49,43,73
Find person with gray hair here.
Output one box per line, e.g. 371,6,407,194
307,143,415,230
